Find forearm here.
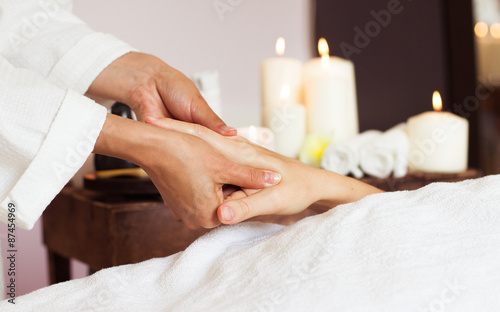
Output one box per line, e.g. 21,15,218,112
93,113,174,167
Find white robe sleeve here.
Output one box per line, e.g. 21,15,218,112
0,0,136,94
0,56,107,230
0,0,139,229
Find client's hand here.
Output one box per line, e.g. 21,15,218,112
93,114,281,229
146,118,383,224
87,52,236,136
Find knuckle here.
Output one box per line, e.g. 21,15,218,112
238,200,253,218
249,168,264,187
191,124,207,138
129,80,155,105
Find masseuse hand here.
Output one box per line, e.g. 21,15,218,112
93,114,281,229
146,117,384,224
87,52,236,135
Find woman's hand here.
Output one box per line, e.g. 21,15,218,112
145,118,384,225
93,114,281,229
87,52,236,136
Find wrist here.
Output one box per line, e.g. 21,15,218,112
93,113,173,168
309,170,384,212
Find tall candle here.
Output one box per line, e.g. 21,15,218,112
304,38,359,143
261,37,303,127
269,85,306,158
475,22,500,86
407,91,469,173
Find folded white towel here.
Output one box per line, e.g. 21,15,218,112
360,123,410,178
3,175,500,311
321,130,382,178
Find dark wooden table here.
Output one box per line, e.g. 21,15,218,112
43,169,482,285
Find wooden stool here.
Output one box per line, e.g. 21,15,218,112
43,169,482,285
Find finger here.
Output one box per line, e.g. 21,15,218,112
169,207,182,221
224,189,247,201
223,187,260,200
146,117,231,156
145,117,213,140
223,185,241,197
130,88,171,121
189,96,237,136
218,188,280,224
241,188,261,196
223,164,281,189
136,104,171,122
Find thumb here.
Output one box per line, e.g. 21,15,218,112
190,100,237,136
218,189,279,224
224,163,281,189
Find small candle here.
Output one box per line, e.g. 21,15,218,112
269,85,306,158
303,38,359,142
407,91,469,173
261,37,303,127
237,125,276,151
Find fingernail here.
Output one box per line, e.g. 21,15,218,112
221,206,234,222
221,125,237,135
264,171,281,186
145,116,158,122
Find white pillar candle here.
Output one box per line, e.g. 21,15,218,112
237,125,276,151
304,38,359,143
475,22,500,86
192,70,223,118
269,86,306,158
261,37,303,127
407,91,469,173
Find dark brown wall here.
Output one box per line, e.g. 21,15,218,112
315,0,478,167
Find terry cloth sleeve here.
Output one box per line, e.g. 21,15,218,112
0,56,107,230
0,0,136,94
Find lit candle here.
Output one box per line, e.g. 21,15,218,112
237,125,276,151
269,85,306,158
261,37,303,127
475,22,500,85
407,91,469,173
303,38,359,143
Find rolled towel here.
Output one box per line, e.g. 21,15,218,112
359,123,410,178
321,130,382,178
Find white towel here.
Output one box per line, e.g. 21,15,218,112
321,130,382,178
2,175,500,311
360,123,410,178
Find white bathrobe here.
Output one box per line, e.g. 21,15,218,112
0,0,135,298
0,0,135,229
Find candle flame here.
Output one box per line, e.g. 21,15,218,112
276,37,285,56
280,85,291,101
475,22,489,38
433,91,443,112
249,125,258,142
491,23,500,39
318,38,330,67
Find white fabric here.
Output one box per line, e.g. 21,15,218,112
3,175,500,311
359,123,410,178
0,0,136,230
322,130,381,178
0,57,107,229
